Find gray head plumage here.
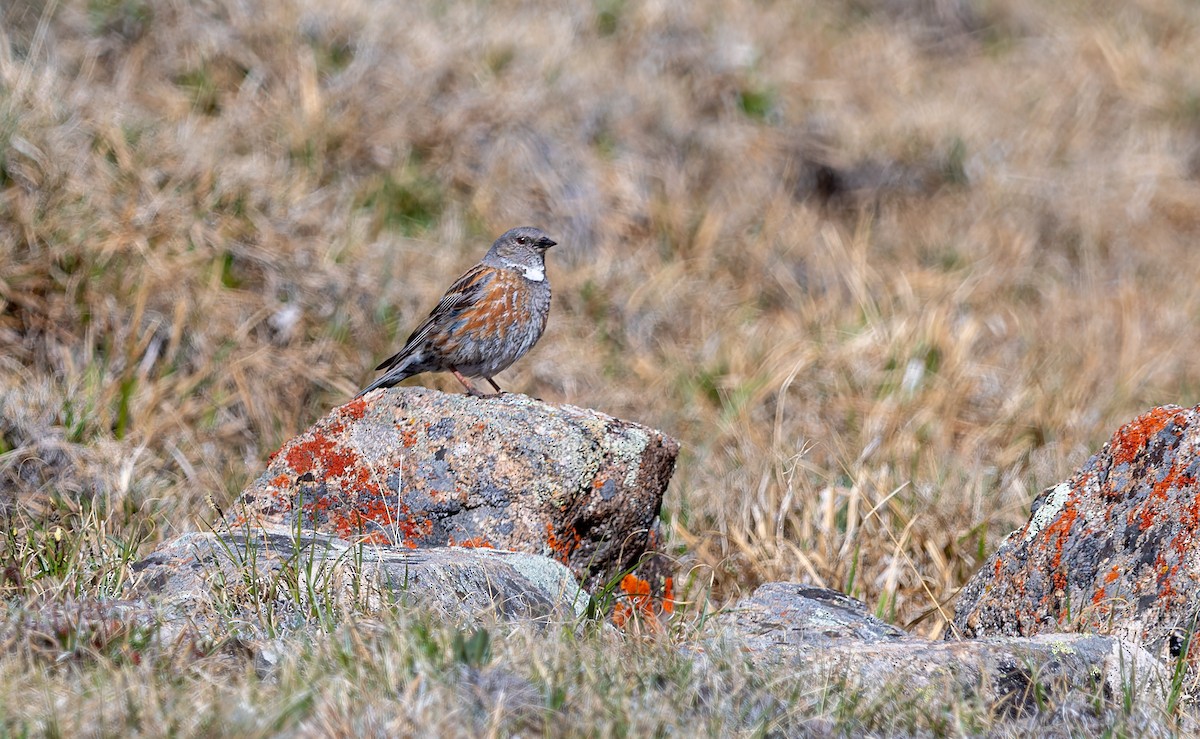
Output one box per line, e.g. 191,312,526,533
486,227,556,262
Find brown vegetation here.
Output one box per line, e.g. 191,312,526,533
3,0,1200,730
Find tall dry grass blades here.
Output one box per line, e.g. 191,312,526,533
1,1,1200,729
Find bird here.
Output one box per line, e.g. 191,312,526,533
355,226,557,399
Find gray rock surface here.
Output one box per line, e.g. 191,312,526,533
124,530,589,643
726,583,910,650
717,583,1168,717
228,387,678,589
951,405,1200,693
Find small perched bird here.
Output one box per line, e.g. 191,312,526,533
356,226,556,399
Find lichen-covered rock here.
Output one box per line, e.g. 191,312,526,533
717,583,1168,718
725,583,910,650
125,531,589,643
951,405,1200,692
227,388,678,589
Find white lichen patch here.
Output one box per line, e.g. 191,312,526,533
610,427,650,489
1023,482,1071,544
1049,639,1076,657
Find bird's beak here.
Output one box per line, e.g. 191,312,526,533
538,236,557,249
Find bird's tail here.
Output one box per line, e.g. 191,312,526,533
353,363,416,399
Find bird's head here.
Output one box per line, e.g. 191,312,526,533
490,226,556,261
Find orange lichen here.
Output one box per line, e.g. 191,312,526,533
545,523,581,564
1183,490,1200,538
611,573,670,630
1030,495,1078,619
450,537,494,548
621,573,651,597
394,504,435,543
340,397,368,421
1143,463,1184,529
1042,499,1077,577
646,526,663,549
1109,407,1178,467
284,433,340,475
325,447,358,478
358,496,397,522
1156,549,1180,602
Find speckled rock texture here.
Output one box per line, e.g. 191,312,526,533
724,583,910,650
227,388,679,589
951,405,1200,692
124,531,588,643
718,583,1167,719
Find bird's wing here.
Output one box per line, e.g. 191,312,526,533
374,264,494,371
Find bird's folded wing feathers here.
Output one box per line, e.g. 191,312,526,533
374,264,493,372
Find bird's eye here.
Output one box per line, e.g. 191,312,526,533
517,237,528,245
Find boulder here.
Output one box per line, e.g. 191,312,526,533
718,583,1168,719
13,531,590,665
951,405,1200,692
226,388,679,590
124,530,589,644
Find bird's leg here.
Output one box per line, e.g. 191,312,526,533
485,377,504,394
451,369,490,398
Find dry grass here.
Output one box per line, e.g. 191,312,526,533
3,0,1200,732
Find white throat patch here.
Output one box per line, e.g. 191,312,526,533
507,261,545,282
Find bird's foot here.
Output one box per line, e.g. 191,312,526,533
453,370,509,398
466,387,501,399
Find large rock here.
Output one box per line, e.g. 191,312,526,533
227,388,678,589
951,405,1200,691
12,532,589,668
125,531,589,643
719,583,1168,720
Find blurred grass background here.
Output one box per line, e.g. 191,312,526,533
3,0,1200,640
